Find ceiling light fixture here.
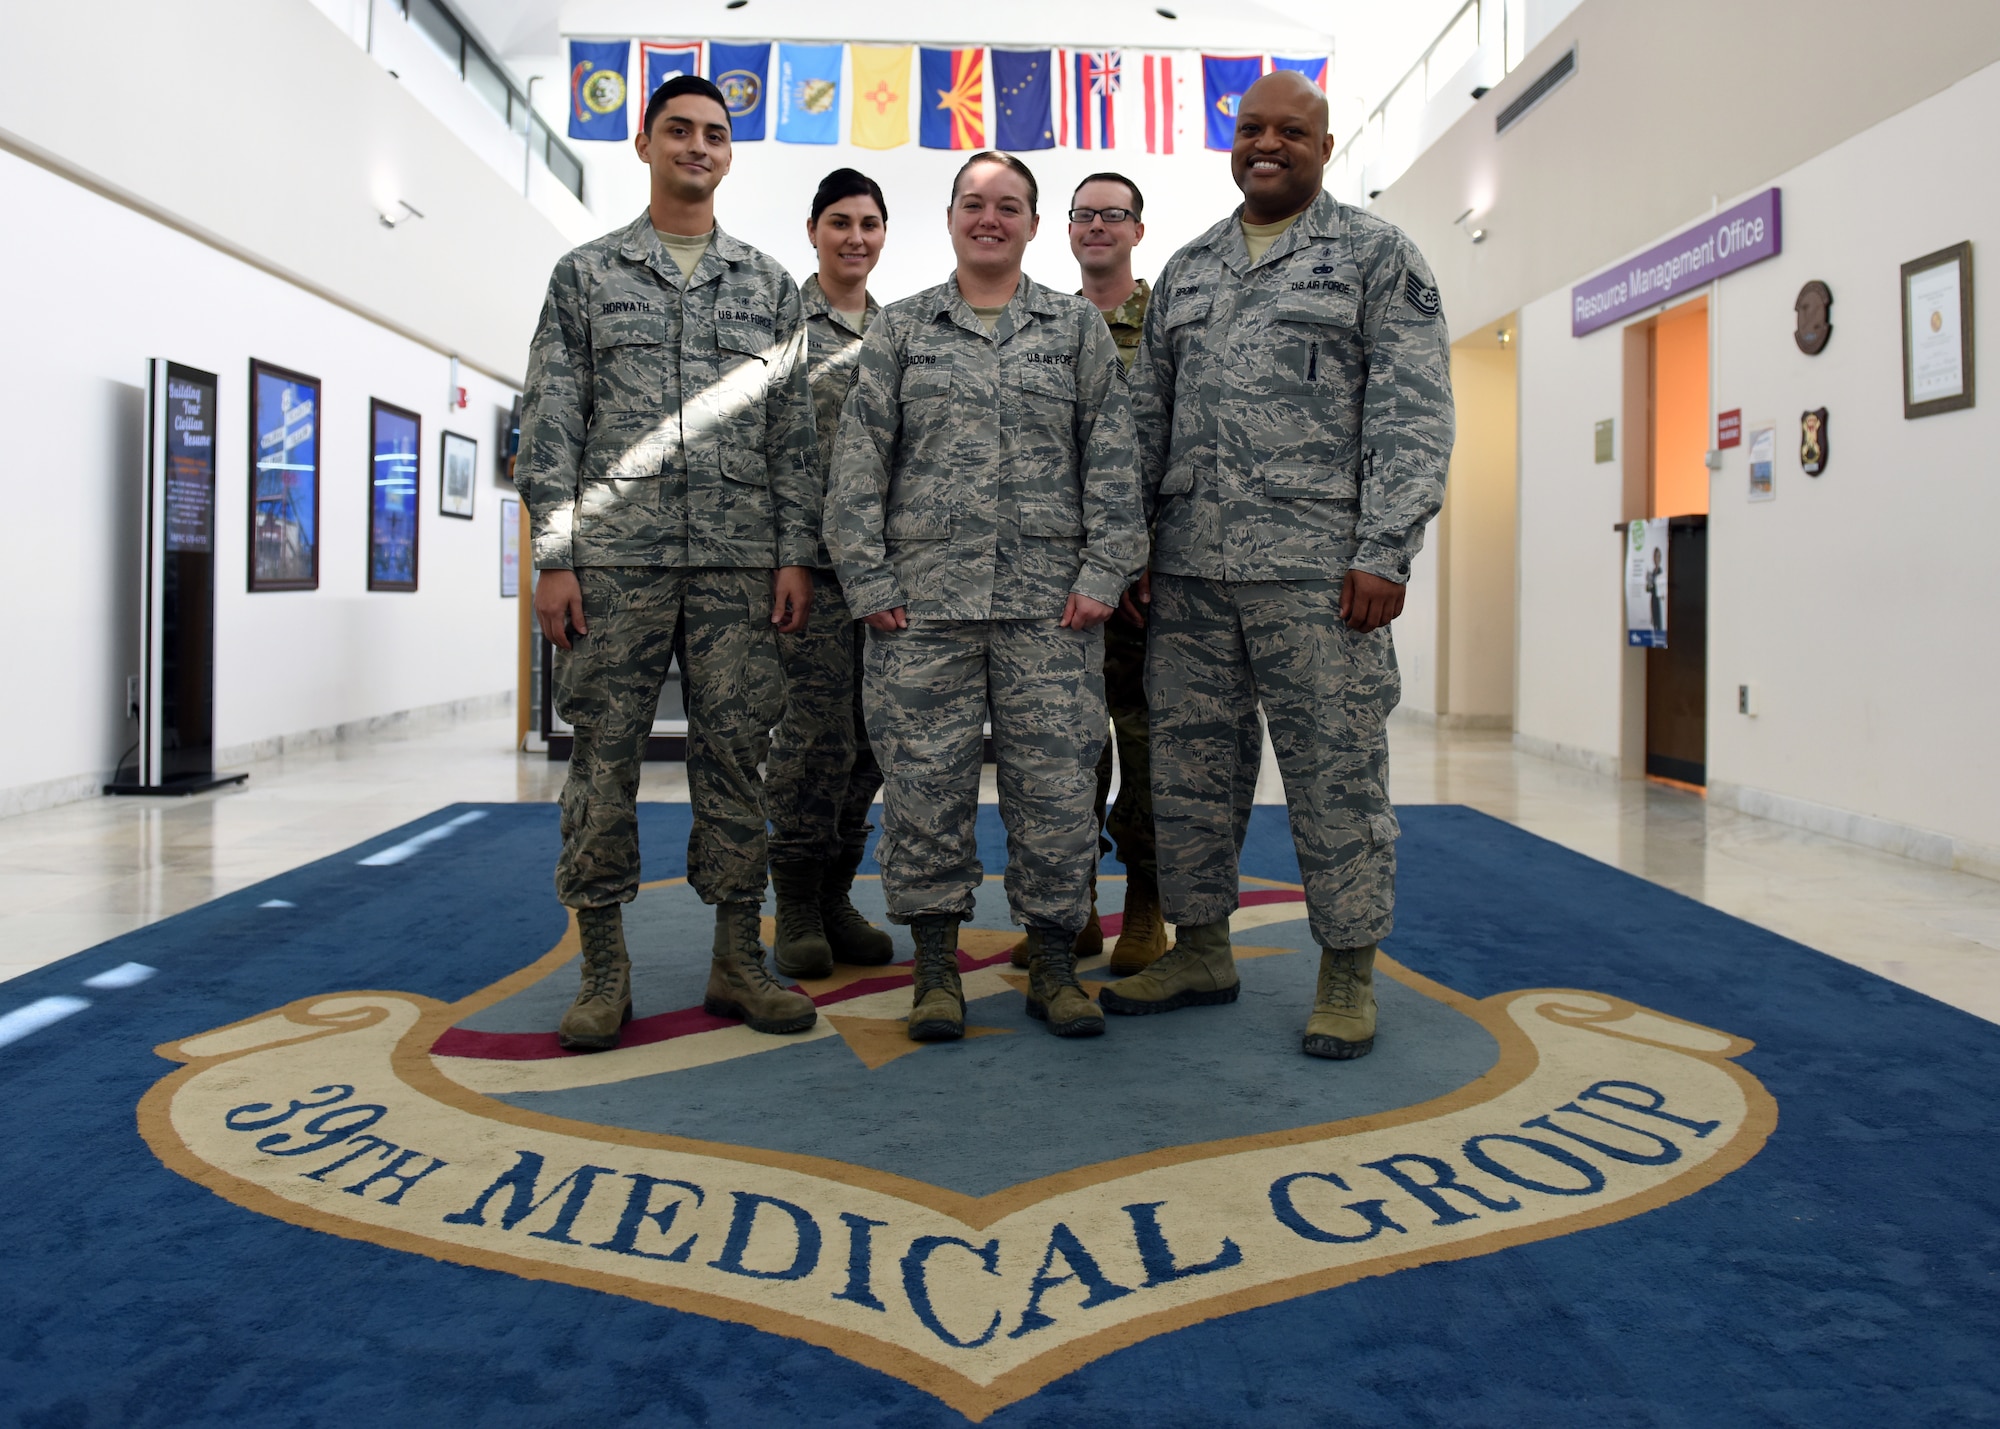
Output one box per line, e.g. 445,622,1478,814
378,199,424,230
725,0,748,8
1454,206,1487,244
1156,7,1179,18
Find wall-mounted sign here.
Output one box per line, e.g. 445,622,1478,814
1716,409,1741,448
1901,241,1974,419
1625,518,1669,648
1794,280,1832,354
1594,418,1615,463
1572,188,1782,337
1747,421,1775,502
1800,408,1828,476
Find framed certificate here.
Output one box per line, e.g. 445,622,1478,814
369,398,421,592
248,360,320,591
440,430,477,519
1901,241,1974,419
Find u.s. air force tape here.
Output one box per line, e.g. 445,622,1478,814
1405,273,1442,317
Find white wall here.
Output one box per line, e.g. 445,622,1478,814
1513,58,2000,856
0,149,518,811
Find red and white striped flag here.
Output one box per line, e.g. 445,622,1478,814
1142,53,1176,154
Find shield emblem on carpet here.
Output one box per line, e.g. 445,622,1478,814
144,866,1774,1420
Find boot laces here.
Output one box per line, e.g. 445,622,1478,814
1319,956,1362,1013
912,931,959,995
579,958,622,1002
724,907,783,990
1036,935,1082,991
578,913,623,965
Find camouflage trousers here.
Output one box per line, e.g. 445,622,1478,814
767,569,882,862
1092,614,1156,877
1147,574,1401,949
553,566,781,909
862,618,1105,932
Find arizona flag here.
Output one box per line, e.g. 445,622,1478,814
849,45,911,149
1141,53,1179,154
1203,54,1262,150
1272,54,1329,89
568,39,630,141
1071,51,1122,148
919,47,985,149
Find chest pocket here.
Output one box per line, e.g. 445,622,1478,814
1164,294,1213,347
901,365,953,401
1270,283,1359,393
1008,362,1076,402
591,308,667,411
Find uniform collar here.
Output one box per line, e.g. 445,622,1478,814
1081,277,1151,329
616,209,751,288
931,272,1060,342
800,273,880,335
1203,189,1345,273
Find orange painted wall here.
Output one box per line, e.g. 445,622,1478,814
1652,299,1710,516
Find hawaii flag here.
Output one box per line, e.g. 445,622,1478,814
849,45,911,149
1071,51,1121,149
920,47,986,149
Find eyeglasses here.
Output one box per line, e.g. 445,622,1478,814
1068,207,1137,224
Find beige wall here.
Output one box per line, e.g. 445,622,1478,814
1437,333,1519,725
1371,0,2000,342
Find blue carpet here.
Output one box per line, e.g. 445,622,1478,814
1,802,1996,1426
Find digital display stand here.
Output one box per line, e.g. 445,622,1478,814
107,360,248,796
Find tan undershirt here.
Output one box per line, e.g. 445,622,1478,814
1241,213,1300,265
834,306,868,332
654,228,714,277
970,304,1007,335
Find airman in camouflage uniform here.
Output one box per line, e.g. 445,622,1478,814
1104,71,1454,1060
828,157,1146,1042
518,78,821,1051
763,272,890,975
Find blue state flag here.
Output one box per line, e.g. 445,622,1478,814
775,43,841,144
641,43,701,119
568,39,630,141
1272,55,1328,90
992,49,1055,150
1202,54,1263,151
710,41,770,140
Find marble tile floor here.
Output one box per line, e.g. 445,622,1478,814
2,714,1997,1026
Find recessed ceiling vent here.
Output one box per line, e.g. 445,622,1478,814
1495,46,1576,136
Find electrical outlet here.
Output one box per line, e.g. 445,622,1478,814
125,674,140,721
1737,683,1759,717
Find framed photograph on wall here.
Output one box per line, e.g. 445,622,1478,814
1902,241,1975,419
248,359,320,591
369,398,421,592
500,496,521,597
440,430,477,519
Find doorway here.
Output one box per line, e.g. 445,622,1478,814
1623,298,1709,786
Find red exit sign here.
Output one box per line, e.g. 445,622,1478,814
1717,409,1742,448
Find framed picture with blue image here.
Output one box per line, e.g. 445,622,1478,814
368,398,421,592
248,359,320,591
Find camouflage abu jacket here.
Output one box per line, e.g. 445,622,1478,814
515,211,819,571
799,274,881,571
826,273,1146,622
1130,189,1453,585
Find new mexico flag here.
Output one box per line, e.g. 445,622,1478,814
849,45,912,149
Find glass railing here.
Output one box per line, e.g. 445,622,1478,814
398,0,584,203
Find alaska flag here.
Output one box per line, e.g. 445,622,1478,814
1203,54,1262,150
920,47,985,149
1272,55,1328,89
709,41,770,140
992,49,1054,150
776,43,841,144
640,42,701,118
568,39,630,141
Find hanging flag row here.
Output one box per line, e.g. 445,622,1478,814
566,40,1327,154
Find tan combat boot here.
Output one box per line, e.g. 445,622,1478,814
1098,919,1239,1015
907,916,964,1041
1024,930,1106,1038
1303,944,1378,1060
821,844,893,966
1010,876,1103,968
1107,871,1169,976
558,904,632,1052
705,902,818,1034
770,861,834,979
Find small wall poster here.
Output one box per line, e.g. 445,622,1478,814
1625,517,1669,648
1747,421,1776,502
249,360,320,590
440,431,476,519
500,497,521,597
369,399,421,592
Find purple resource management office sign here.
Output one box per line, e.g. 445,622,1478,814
1571,188,1782,336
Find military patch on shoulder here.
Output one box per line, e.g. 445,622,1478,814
1405,273,1443,317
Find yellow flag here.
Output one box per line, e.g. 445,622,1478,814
849,45,911,149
